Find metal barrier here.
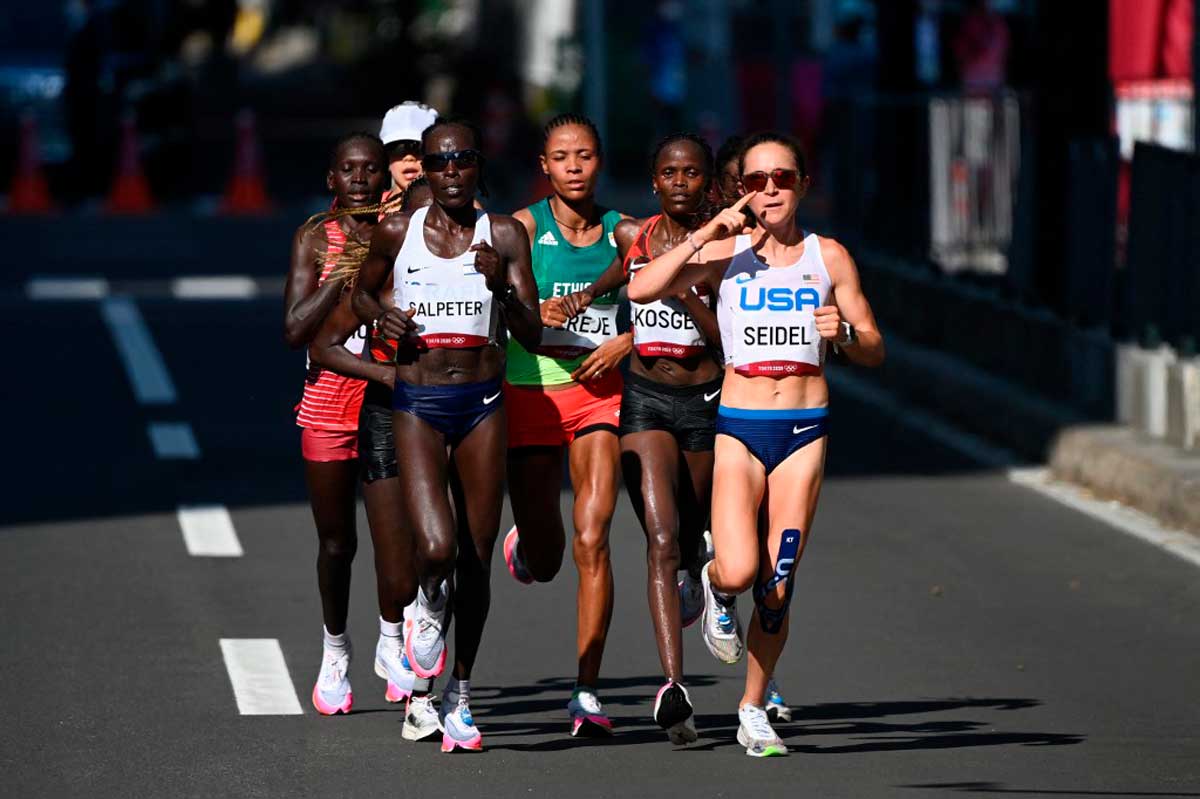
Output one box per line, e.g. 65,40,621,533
1126,143,1200,350
830,91,1024,277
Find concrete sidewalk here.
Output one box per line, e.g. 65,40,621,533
849,332,1200,536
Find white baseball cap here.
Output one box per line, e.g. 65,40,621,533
379,101,439,146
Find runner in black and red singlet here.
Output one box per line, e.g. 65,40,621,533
282,132,386,716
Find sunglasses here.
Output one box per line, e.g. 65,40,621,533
741,168,803,192
388,140,422,159
421,149,481,172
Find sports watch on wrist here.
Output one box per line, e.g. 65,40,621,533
837,321,857,347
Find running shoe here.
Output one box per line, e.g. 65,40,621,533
404,583,449,679
503,526,533,585
440,693,484,753
401,694,444,741
679,572,704,628
311,642,353,715
374,634,415,704
765,678,792,723
653,681,698,745
736,704,788,757
700,561,744,664
567,688,613,737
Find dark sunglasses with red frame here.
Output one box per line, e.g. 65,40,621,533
741,168,803,193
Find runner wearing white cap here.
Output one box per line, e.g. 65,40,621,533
379,101,440,206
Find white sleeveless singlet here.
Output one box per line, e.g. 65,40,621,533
393,206,498,349
717,233,832,377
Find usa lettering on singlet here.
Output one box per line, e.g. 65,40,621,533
625,216,709,359
297,220,368,431
393,206,498,350
717,233,832,377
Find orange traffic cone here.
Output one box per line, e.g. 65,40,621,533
106,112,155,213
5,112,54,213
221,110,271,213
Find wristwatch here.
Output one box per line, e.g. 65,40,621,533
837,321,857,347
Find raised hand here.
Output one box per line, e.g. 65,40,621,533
470,240,506,294
377,304,419,340
697,191,757,246
814,305,843,341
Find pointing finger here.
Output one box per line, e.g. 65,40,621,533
730,191,757,211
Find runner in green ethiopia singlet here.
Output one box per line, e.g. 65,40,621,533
506,197,624,386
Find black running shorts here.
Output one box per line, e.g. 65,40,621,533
358,382,396,483
618,371,723,451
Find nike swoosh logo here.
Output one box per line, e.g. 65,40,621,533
703,389,721,402
482,392,502,405
792,424,818,435
406,266,425,273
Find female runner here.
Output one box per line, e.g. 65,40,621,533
499,113,631,736
283,132,387,715
307,178,443,739
353,119,541,752
628,131,885,757
379,101,439,210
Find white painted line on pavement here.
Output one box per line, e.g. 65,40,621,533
1009,467,1200,569
100,297,177,405
177,504,243,557
830,370,1200,571
171,275,258,300
219,639,303,715
147,422,200,459
26,276,110,300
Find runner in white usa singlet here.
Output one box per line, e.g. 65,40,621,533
717,232,832,377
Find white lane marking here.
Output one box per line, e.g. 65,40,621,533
26,276,110,300
171,275,258,300
1009,468,1200,568
99,297,177,405
147,422,200,459
219,639,303,715
177,504,243,557
829,370,1200,570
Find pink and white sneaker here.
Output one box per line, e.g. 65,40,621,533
374,634,415,704
440,695,484,752
312,644,353,715
567,688,613,737
503,526,534,585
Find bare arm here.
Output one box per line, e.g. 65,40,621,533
352,215,418,341
484,216,542,351
308,292,395,386
626,193,756,303
814,237,885,367
283,224,344,349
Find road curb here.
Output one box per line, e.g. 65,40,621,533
1048,425,1200,535
855,333,1200,536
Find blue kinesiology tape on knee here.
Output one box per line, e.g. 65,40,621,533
753,528,801,634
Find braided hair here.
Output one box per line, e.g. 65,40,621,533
302,132,389,288
542,112,603,157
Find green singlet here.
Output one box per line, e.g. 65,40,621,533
505,197,624,386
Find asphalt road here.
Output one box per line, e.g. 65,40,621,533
3,216,1199,798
